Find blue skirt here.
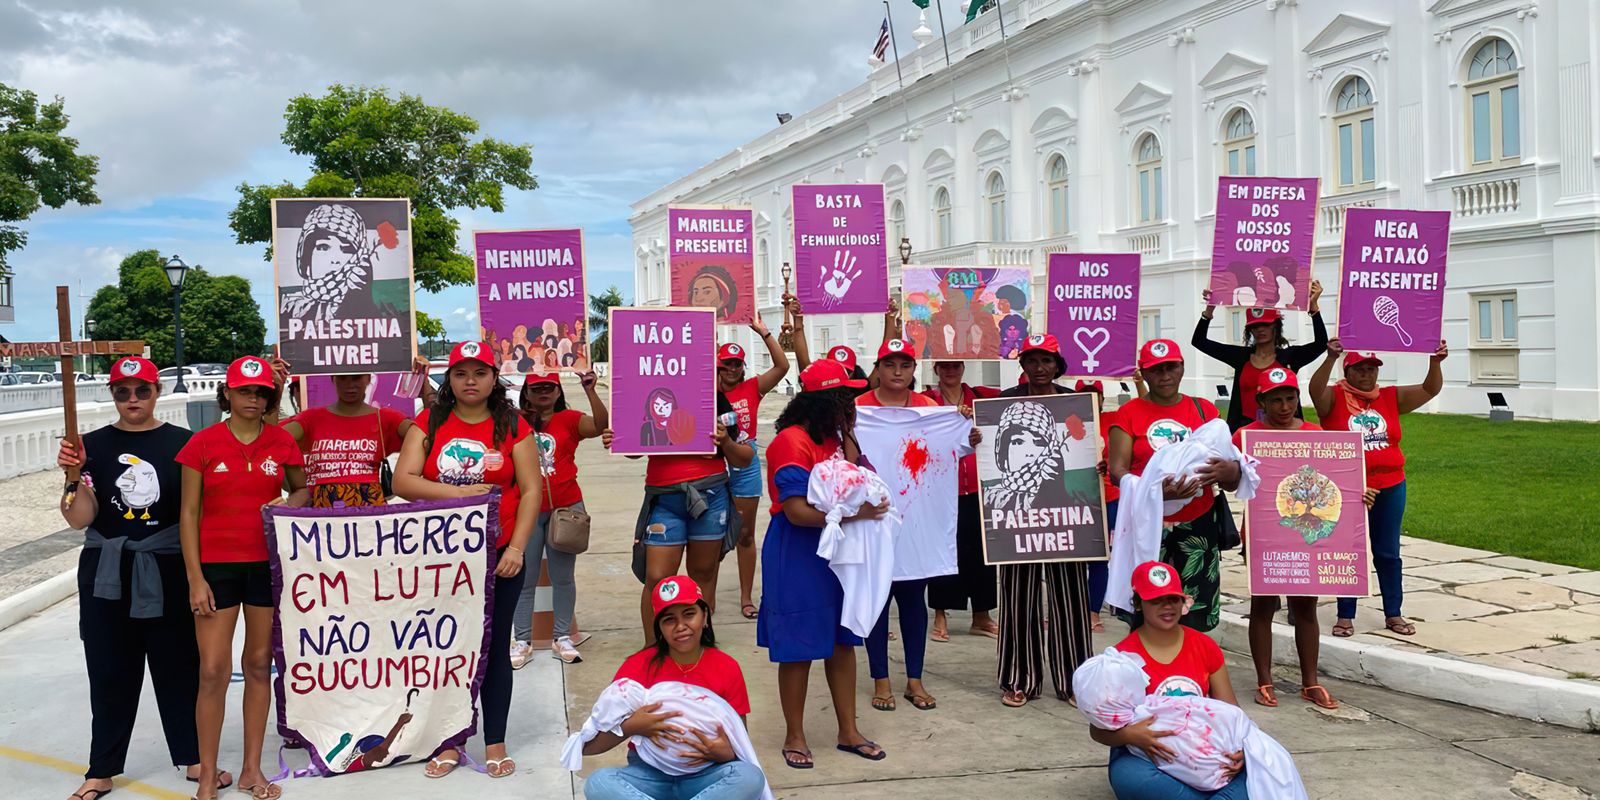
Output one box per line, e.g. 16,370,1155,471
755,510,863,663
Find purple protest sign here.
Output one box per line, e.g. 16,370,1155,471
669,207,755,325
302,372,418,417
1338,208,1450,353
1046,253,1141,378
608,307,718,456
792,183,889,314
1243,430,1369,598
474,228,590,374
1210,177,1320,311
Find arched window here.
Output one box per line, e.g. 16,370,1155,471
1465,38,1521,167
1134,133,1163,223
890,199,906,252
1222,108,1257,177
757,238,771,289
1333,77,1376,191
934,186,952,248
1046,155,1069,236
986,172,1008,241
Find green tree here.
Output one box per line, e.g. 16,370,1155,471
0,83,100,274
85,250,266,366
228,85,537,334
587,285,625,363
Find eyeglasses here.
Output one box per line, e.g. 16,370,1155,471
112,385,155,402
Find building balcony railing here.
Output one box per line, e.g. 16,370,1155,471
1317,187,1396,243
1116,222,1172,261
1426,163,1535,226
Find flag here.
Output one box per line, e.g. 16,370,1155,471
910,0,929,8
872,17,891,62
965,0,993,22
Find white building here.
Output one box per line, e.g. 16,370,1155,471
631,0,1600,420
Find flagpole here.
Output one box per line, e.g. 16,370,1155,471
933,0,961,115
995,0,1015,89
883,0,916,134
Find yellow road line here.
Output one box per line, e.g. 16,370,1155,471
0,745,188,799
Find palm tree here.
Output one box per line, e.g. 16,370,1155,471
587,285,625,363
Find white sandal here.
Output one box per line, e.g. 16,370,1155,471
486,757,516,778
425,756,458,779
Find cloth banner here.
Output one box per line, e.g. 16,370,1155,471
669,207,755,325
1337,207,1449,353
264,493,499,775
304,373,418,418
902,266,1033,360
1209,177,1319,311
607,307,718,455
974,394,1108,564
1241,430,1369,597
1046,253,1141,378
474,228,591,373
792,183,889,314
274,198,418,375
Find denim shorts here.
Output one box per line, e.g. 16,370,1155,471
645,484,730,546
726,442,763,498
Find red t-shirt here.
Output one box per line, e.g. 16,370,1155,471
417,411,529,548
722,378,763,443
765,426,841,517
1231,420,1323,451
294,407,407,486
1114,627,1225,698
1236,360,1280,424
613,647,751,716
645,454,727,487
530,409,586,511
857,389,938,408
1112,396,1220,523
922,384,1000,495
1320,385,1405,489
176,421,305,563
1099,405,1122,503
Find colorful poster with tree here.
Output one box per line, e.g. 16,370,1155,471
474,228,590,373
273,198,417,375
902,266,1033,361
1242,429,1369,598
973,394,1107,565
792,183,889,314
607,307,717,455
1045,253,1141,378
1337,207,1450,354
1209,177,1319,311
668,207,754,325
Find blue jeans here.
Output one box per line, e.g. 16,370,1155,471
1108,747,1248,799
726,443,763,498
585,751,766,800
1337,480,1406,619
645,486,731,546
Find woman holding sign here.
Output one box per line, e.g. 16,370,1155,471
1192,282,1326,431
719,318,791,623
924,361,1000,643
1309,338,1447,639
280,357,434,508
394,341,542,780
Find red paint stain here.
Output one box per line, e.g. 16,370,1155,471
900,438,931,484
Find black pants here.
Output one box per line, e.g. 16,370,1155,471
482,553,526,746
77,549,200,778
927,494,997,613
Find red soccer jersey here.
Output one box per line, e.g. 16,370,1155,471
416,411,529,548
1114,626,1225,699
764,426,841,517
176,421,305,563
1111,395,1220,523
1320,385,1405,489
922,383,1000,495
613,647,751,716
294,406,407,487
722,378,763,443
531,409,586,511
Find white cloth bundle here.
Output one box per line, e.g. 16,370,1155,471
1105,418,1260,614
1073,648,1307,799
560,678,774,800
808,457,900,637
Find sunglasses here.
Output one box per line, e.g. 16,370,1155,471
111,385,155,402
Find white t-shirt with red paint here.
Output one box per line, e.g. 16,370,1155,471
853,406,973,581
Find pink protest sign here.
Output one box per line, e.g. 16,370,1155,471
608,307,718,456
474,229,590,373
1210,177,1320,310
1045,253,1141,378
792,183,889,314
303,373,418,417
1242,429,1369,598
669,207,755,325
1338,207,1449,353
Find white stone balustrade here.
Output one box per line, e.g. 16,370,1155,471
0,395,194,479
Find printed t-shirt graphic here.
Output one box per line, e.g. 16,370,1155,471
417,411,528,547
854,406,973,580
1112,396,1219,523
295,406,407,486
1113,627,1224,698
722,378,762,442
1321,385,1405,489
82,424,191,535
534,410,586,510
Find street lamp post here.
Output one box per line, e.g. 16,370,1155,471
84,318,95,377
163,255,190,394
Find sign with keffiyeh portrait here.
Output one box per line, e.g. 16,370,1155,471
974,394,1108,565
274,198,418,376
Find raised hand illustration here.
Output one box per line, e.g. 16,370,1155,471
821,250,862,306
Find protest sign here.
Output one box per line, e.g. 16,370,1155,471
1242,430,1369,597
1210,177,1319,310
1338,207,1450,353
902,266,1033,360
792,183,889,314
265,493,498,774
1045,253,1141,378
474,228,590,373
274,198,418,375
607,307,717,456
669,206,754,325
974,394,1107,565
303,373,419,418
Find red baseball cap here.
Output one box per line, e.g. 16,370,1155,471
448,341,496,370
1243,308,1281,328
877,337,916,363
1132,561,1186,601
226,356,275,389
1019,333,1061,357
1256,365,1299,395
1344,352,1384,369
1074,379,1104,394
826,345,858,372
1138,339,1184,370
523,372,560,388
717,343,746,364
109,356,158,385
801,359,867,392
651,575,704,617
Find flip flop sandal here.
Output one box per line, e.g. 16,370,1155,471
1385,618,1417,636
71,789,113,800
1001,690,1028,708
486,757,516,778
871,694,896,711
425,756,459,778
1301,685,1339,710
969,626,999,640
836,741,887,761
741,603,758,620
1331,620,1356,638
1091,620,1107,633
930,627,950,643
781,748,814,769
903,692,937,711
1254,684,1279,707
188,770,233,790
237,783,282,800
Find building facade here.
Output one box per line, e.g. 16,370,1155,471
631,0,1600,420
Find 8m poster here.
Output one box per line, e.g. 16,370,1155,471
974,394,1107,565
1242,429,1369,598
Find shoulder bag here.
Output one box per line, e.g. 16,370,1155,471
376,411,394,500
537,425,592,555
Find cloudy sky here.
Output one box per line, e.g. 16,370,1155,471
0,0,919,346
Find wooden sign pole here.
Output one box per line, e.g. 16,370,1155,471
56,286,82,503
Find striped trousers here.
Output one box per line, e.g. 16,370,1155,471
996,561,1092,700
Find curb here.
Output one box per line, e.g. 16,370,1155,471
0,567,77,633
1214,610,1600,732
